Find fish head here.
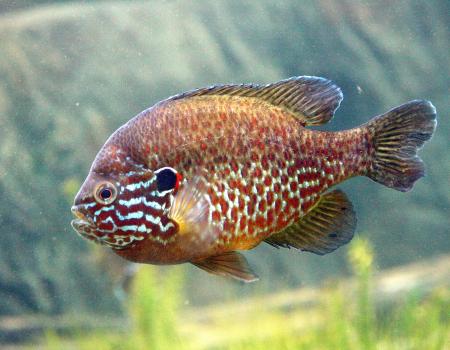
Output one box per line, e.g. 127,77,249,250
71,145,182,249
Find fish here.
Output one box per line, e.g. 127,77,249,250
71,76,437,282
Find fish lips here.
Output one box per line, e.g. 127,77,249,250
71,205,96,233
71,207,111,247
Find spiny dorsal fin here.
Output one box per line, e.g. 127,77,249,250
192,251,259,283
265,189,356,255
168,76,343,126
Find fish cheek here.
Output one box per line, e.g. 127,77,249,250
72,220,103,245
96,217,116,234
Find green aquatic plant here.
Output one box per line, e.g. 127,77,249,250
42,265,186,350
40,238,449,350
127,266,185,350
348,237,376,349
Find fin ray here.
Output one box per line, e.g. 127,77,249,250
192,252,259,283
168,176,212,238
366,100,436,192
265,190,356,255
168,76,343,126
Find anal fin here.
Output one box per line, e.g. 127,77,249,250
265,190,356,255
192,252,259,283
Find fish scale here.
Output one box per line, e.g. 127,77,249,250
71,76,436,282
126,96,369,248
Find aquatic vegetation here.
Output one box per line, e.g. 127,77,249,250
40,238,450,349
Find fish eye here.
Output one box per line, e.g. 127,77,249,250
155,167,180,192
94,182,117,205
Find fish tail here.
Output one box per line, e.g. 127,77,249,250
366,100,437,192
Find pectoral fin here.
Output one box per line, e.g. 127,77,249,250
265,189,356,255
169,176,211,237
192,252,259,283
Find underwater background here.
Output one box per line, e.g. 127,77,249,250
0,1,448,348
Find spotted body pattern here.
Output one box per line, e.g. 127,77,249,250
131,96,368,249
72,76,436,281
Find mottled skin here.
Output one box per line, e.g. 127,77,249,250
74,95,371,264
72,75,436,282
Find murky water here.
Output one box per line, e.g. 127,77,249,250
0,1,448,348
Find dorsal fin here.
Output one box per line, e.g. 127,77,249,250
168,76,343,126
265,189,356,255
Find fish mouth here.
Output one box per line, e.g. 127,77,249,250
71,205,95,229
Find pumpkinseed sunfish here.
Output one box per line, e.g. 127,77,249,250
71,76,436,282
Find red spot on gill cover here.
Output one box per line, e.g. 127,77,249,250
175,172,183,191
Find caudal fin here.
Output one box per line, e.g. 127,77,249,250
366,100,437,192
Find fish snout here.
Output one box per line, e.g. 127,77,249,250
71,205,95,227
73,186,90,207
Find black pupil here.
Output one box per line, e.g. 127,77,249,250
156,168,177,192
100,188,112,200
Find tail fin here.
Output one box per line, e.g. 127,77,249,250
366,100,437,192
